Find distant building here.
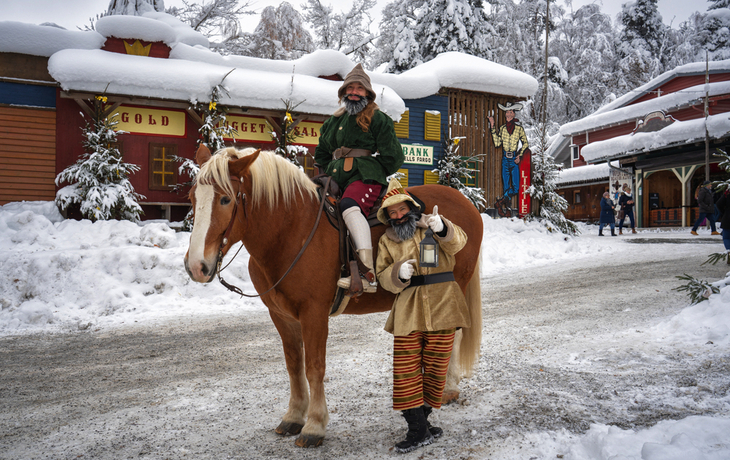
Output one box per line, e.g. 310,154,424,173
551,60,730,226
0,14,536,219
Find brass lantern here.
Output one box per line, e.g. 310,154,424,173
419,228,439,268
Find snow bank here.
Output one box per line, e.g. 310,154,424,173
0,21,104,57
95,12,208,48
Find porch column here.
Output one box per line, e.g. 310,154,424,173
670,165,699,227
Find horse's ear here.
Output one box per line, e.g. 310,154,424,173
229,149,261,177
195,143,211,166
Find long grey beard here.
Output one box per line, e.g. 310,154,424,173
389,211,419,241
343,96,368,116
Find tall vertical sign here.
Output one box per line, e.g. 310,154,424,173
519,152,531,216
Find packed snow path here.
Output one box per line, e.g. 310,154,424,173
1,237,729,459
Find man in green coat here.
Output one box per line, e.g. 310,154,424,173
315,64,405,293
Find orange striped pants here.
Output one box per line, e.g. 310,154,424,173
392,329,455,411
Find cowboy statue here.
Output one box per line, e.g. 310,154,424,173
487,102,531,215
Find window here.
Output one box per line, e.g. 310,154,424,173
571,144,579,161
394,109,409,139
424,111,441,141
149,143,178,190
574,190,581,204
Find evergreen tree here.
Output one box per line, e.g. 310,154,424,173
235,2,314,59
376,0,425,72
694,0,730,60
418,0,493,62
301,0,376,63
617,0,669,90
433,136,486,210
107,0,164,15
55,95,144,222
271,100,309,168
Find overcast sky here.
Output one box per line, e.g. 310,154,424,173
0,0,711,34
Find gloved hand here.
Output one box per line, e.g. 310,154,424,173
398,259,417,280
426,205,444,233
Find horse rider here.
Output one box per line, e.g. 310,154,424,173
487,102,530,212
375,178,471,453
314,64,405,293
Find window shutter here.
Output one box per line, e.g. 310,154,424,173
424,170,439,185
424,111,441,141
396,169,409,187
394,109,409,139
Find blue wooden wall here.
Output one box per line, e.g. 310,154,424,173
399,93,448,186
0,81,56,108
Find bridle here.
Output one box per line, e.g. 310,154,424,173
208,175,330,298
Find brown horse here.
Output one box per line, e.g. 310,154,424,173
184,147,483,447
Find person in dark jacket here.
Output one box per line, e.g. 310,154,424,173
314,64,405,292
691,181,720,235
617,184,636,235
599,192,616,236
715,190,730,263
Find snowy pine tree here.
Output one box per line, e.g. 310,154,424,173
418,0,493,62
694,0,730,60
376,0,425,72
301,0,376,63
433,136,486,210
271,100,308,168
107,0,164,15
232,2,314,59
617,0,669,90
55,95,144,222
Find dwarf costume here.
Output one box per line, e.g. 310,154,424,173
375,179,471,453
489,102,530,203
314,64,404,292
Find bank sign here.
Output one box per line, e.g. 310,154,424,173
402,144,434,165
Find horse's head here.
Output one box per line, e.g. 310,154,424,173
184,145,261,283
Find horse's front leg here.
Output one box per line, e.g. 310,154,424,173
295,309,330,447
268,310,309,437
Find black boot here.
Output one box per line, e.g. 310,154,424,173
395,407,433,453
422,405,443,439
599,229,604,236
611,228,616,236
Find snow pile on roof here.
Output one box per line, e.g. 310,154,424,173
556,162,612,186
48,49,406,119
375,52,538,100
95,12,208,48
560,60,730,136
0,21,105,57
581,113,730,163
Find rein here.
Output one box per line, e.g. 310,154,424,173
215,176,330,298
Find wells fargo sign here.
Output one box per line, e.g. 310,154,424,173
402,144,434,165
112,106,186,137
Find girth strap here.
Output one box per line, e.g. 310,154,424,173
407,272,455,288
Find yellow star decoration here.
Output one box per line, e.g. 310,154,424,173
285,112,293,123
95,96,107,103
209,101,217,111
454,138,460,145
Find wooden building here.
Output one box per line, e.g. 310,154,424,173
551,60,730,227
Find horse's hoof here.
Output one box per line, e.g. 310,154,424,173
275,421,303,436
295,434,324,447
442,390,460,404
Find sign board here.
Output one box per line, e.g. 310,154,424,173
402,144,434,165
291,121,322,146
519,151,532,216
112,106,186,137
223,115,274,143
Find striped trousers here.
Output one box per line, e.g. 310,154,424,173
392,329,455,411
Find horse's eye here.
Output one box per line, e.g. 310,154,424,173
220,196,232,206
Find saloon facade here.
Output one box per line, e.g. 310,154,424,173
0,13,537,220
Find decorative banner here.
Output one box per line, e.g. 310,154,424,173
223,115,274,142
112,106,186,137
519,151,531,217
292,121,322,146
402,144,434,165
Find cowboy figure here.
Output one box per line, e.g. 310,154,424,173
487,102,530,212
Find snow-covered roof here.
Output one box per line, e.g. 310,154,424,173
0,21,105,57
95,12,208,48
581,112,730,163
560,59,730,136
556,162,611,186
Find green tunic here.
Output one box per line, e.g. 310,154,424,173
314,109,404,188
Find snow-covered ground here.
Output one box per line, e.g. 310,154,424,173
1,201,729,459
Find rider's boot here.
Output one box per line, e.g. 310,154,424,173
338,207,377,293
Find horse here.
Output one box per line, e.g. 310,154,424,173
184,146,483,448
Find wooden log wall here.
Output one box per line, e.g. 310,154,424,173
447,89,517,208
0,106,57,204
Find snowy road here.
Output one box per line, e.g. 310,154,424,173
1,236,729,459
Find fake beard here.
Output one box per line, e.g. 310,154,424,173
343,95,368,116
389,210,420,241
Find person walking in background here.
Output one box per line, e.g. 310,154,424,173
618,184,636,235
715,190,730,264
599,191,616,236
691,181,720,236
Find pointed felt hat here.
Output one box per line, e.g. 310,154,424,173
377,178,420,224
338,63,376,101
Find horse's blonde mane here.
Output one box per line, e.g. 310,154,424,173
196,147,318,208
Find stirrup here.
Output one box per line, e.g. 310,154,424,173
337,275,377,293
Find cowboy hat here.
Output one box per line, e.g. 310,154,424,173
377,178,420,225
498,102,523,112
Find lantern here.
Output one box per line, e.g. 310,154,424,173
419,228,439,268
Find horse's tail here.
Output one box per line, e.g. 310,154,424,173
458,252,482,378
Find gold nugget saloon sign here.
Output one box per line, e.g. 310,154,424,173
111,106,187,137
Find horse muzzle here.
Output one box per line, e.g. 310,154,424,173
184,252,218,283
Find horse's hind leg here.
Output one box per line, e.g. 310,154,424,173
269,311,309,436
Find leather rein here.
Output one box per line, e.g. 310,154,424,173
213,176,330,298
